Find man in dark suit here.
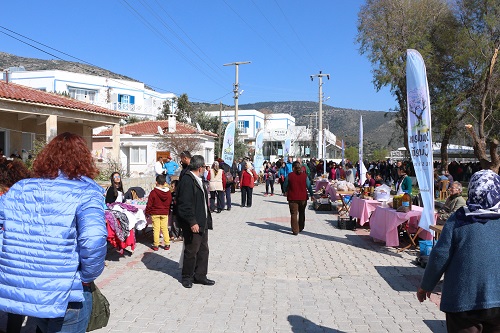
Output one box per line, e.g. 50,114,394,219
176,155,214,288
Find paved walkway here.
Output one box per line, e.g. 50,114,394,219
1,187,446,332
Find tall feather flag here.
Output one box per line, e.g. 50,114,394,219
254,130,265,173
406,49,434,234
358,116,367,186
222,121,235,167
284,136,291,158
341,139,345,166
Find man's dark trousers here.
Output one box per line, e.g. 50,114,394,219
182,231,209,281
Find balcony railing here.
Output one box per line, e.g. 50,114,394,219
113,103,142,112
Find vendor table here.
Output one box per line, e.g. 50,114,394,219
369,205,434,247
429,225,443,240
349,197,382,226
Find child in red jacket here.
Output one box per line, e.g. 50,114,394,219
146,175,172,251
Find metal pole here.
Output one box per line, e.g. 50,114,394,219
318,77,323,159
219,101,223,156
224,61,251,129
310,71,330,160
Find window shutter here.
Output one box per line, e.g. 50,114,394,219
244,120,249,128
130,96,135,104
118,94,123,103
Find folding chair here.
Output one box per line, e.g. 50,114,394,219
397,221,423,252
338,193,353,217
439,180,449,200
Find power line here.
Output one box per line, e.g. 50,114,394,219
120,0,228,91
222,0,284,59
0,26,228,104
152,0,229,79
273,0,321,69
249,0,309,67
137,0,228,82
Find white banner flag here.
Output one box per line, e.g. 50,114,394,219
358,116,367,186
254,130,265,173
406,49,435,233
222,121,235,166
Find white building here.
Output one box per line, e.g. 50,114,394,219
205,109,341,160
4,67,176,120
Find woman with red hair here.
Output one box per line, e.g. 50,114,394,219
0,132,107,333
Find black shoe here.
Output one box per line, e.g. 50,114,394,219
292,232,298,235
193,278,215,286
227,207,231,211
182,280,193,288
216,209,222,213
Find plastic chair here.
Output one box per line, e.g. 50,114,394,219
439,180,449,200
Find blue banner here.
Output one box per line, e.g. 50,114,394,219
222,121,235,166
254,130,265,173
406,49,434,233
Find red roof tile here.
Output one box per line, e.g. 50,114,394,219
94,120,218,137
0,81,127,117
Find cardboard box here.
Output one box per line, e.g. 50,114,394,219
314,200,332,211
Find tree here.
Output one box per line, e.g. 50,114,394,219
156,100,171,120
345,146,359,163
123,115,146,124
158,134,203,160
454,0,500,172
175,93,195,123
234,128,248,160
372,148,389,161
357,0,454,153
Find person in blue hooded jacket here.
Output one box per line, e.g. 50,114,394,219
417,169,500,332
0,132,107,333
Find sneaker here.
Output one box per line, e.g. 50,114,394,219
270,193,274,196
164,245,170,250
152,246,159,251
264,193,268,196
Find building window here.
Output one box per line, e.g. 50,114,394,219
256,121,261,129
205,148,212,164
68,87,97,103
118,94,135,105
238,120,250,134
130,146,147,164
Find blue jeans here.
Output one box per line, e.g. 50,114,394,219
34,285,93,333
224,186,232,209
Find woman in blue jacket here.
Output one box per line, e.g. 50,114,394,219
417,169,500,332
0,132,108,333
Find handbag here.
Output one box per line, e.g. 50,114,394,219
226,172,234,183
87,282,111,332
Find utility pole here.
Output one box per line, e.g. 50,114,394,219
223,61,251,129
219,101,223,156
310,71,330,159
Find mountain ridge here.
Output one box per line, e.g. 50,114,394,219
0,52,398,150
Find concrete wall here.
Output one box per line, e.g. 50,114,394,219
97,175,157,195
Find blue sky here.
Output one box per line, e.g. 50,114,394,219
0,0,395,111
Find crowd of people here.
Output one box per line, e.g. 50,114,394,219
0,138,499,331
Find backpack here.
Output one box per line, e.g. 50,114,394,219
226,172,234,183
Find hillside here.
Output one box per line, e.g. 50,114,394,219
0,52,149,87
197,101,400,150
0,52,399,150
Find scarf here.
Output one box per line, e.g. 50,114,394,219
455,169,500,225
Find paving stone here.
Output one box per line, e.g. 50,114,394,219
0,190,447,333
